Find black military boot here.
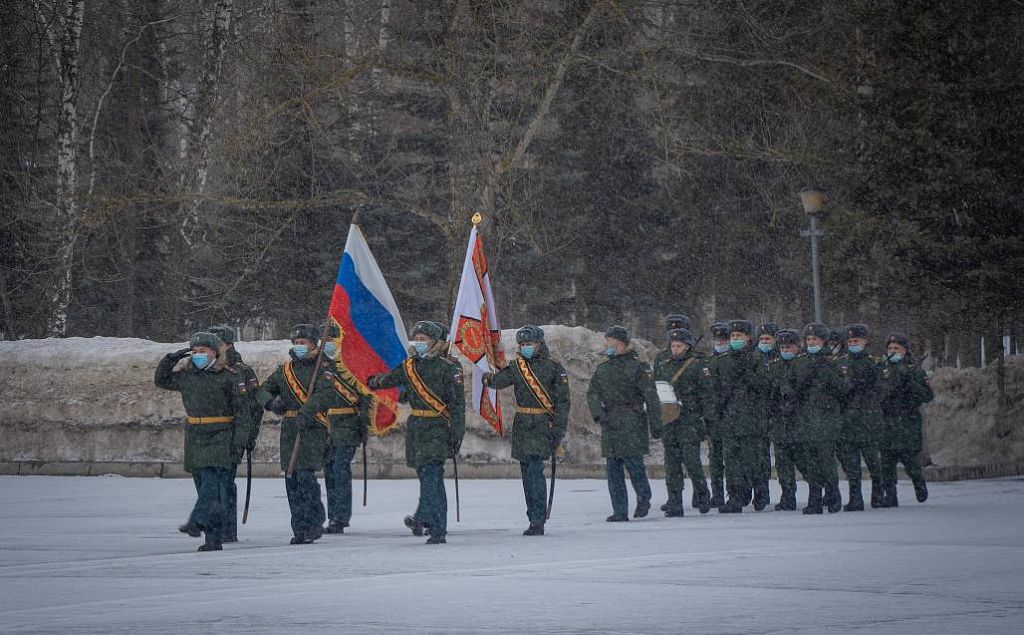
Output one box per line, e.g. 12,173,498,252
718,497,743,513
710,480,725,508
289,535,310,545
198,540,223,552
752,482,770,511
697,489,711,514
425,534,447,544
634,499,651,518
663,491,684,517
179,521,202,538
325,520,348,534
775,490,797,511
802,486,824,515
870,481,884,508
691,489,700,510
523,522,545,536
885,484,899,508
824,482,842,513
844,482,865,512
913,479,928,503
404,515,425,536
606,514,629,522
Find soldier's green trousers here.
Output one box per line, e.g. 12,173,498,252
225,468,238,541
838,437,882,489
520,456,547,525
190,466,231,544
774,440,799,498
663,435,708,507
325,444,358,524
790,441,833,488
415,462,448,537
606,457,652,517
708,429,725,486
880,447,924,487
285,469,326,539
723,434,761,504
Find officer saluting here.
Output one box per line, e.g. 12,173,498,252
206,325,262,542
484,325,571,535
368,321,465,544
155,332,255,551
586,325,662,522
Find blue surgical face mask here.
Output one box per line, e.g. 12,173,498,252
520,345,536,359
729,338,745,351
291,345,309,359
757,342,773,353
714,343,728,354
780,351,796,361
847,344,864,354
191,353,211,369
806,345,822,355
323,341,338,359
604,346,616,357
413,341,430,357
889,352,903,363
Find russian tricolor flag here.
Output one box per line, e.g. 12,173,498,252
329,224,408,434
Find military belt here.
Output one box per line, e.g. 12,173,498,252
409,408,444,418
187,416,234,425
326,407,358,416
516,406,549,415
605,403,642,412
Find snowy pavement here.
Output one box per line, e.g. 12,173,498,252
0,476,1022,634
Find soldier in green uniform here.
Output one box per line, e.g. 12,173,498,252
256,324,331,545
206,325,262,542
878,332,934,507
300,327,373,534
794,322,846,514
652,314,691,369
155,331,254,551
835,324,884,511
764,329,802,510
703,321,731,507
712,319,770,513
483,325,570,535
654,328,711,516
754,321,779,508
368,321,465,544
586,325,662,522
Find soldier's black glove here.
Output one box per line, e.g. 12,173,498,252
296,412,319,431
651,428,663,441
481,372,493,387
169,348,191,361
245,438,257,452
265,397,288,415
367,374,383,389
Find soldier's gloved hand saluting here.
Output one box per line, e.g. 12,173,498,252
168,347,192,362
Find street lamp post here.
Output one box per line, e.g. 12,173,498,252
799,185,826,323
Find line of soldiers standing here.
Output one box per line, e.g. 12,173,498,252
638,314,935,518
154,312,933,552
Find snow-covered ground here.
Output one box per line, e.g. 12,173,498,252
1,476,1021,634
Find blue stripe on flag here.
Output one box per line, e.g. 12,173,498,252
337,254,407,367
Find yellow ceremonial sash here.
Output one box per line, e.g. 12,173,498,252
282,362,328,426
515,357,555,417
403,358,450,421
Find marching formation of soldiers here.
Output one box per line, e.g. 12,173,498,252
154,314,933,551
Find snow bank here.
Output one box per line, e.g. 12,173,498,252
1,331,1020,478
0,328,658,474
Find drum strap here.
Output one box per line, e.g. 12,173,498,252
670,358,697,384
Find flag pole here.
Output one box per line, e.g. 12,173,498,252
287,210,362,478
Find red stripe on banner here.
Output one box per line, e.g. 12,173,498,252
329,284,400,433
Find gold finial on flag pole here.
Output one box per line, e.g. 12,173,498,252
471,212,482,225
